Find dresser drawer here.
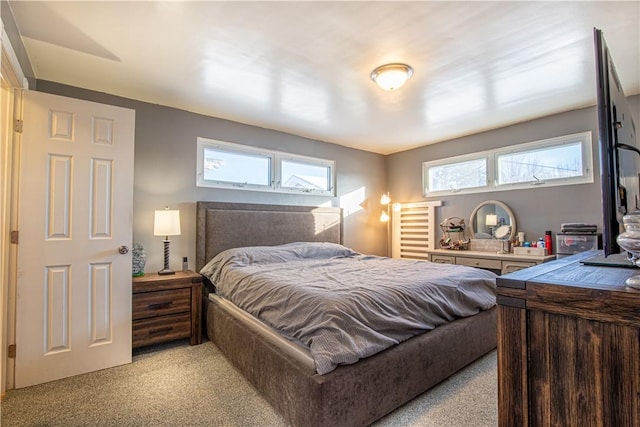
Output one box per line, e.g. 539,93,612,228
132,312,191,347
456,256,502,270
133,288,191,320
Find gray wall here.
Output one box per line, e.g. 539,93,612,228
387,94,640,246
31,81,640,266
36,81,388,272
5,0,640,262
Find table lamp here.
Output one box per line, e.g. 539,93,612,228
154,206,181,275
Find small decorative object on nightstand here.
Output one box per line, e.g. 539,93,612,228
132,242,146,277
132,270,203,349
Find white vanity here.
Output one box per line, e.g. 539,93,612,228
429,200,555,274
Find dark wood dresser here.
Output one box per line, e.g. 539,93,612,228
496,250,640,427
132,270,203,349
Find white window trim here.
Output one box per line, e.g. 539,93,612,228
423,131,593,197
197,137,336,196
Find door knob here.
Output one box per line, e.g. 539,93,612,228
118,245,129,254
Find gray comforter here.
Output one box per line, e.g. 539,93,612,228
200,242,497,375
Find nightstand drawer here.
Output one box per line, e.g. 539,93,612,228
132,313,191,347
456,256,502,270
133,288,191,320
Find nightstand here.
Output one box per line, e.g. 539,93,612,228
132,270,203,349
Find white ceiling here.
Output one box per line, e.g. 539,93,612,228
8,1,640,155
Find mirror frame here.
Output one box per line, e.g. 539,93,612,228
469,200,516,240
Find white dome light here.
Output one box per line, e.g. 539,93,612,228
370,63,414,91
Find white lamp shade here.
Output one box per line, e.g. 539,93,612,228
380,193,391,205
154,209,181,236
485,214,498,227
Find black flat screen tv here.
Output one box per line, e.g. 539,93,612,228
592,28,640,263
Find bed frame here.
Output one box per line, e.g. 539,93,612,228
196,201,497,427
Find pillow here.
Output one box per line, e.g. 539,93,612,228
200,242,358,284
278,242,359,260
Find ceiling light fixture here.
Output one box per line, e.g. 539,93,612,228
370,63,414,91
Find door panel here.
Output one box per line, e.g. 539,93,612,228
15,90,135,388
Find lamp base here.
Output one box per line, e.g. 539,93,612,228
159,238,174,275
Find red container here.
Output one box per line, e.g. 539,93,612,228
545,231,553,255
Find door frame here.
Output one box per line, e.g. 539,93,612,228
1,16,28,394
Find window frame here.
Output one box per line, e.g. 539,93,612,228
197,137,336,196
422,131,593,197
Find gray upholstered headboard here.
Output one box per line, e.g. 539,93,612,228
196,202,343,271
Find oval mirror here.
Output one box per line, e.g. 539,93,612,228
469,200,516,240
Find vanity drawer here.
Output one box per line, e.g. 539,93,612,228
431,254,455,264
501,261,536,274
456,256,502,270
132,288,191,320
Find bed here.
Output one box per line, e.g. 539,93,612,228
196,201,497,427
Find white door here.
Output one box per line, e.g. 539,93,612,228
14,90,135,388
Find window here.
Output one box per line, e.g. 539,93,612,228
201,143,272,189
279,157,333,193
425,157,488,193
495,136,589,188
197,137,335,195
423,132,593,197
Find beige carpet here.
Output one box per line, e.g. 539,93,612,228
0,340,497,426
